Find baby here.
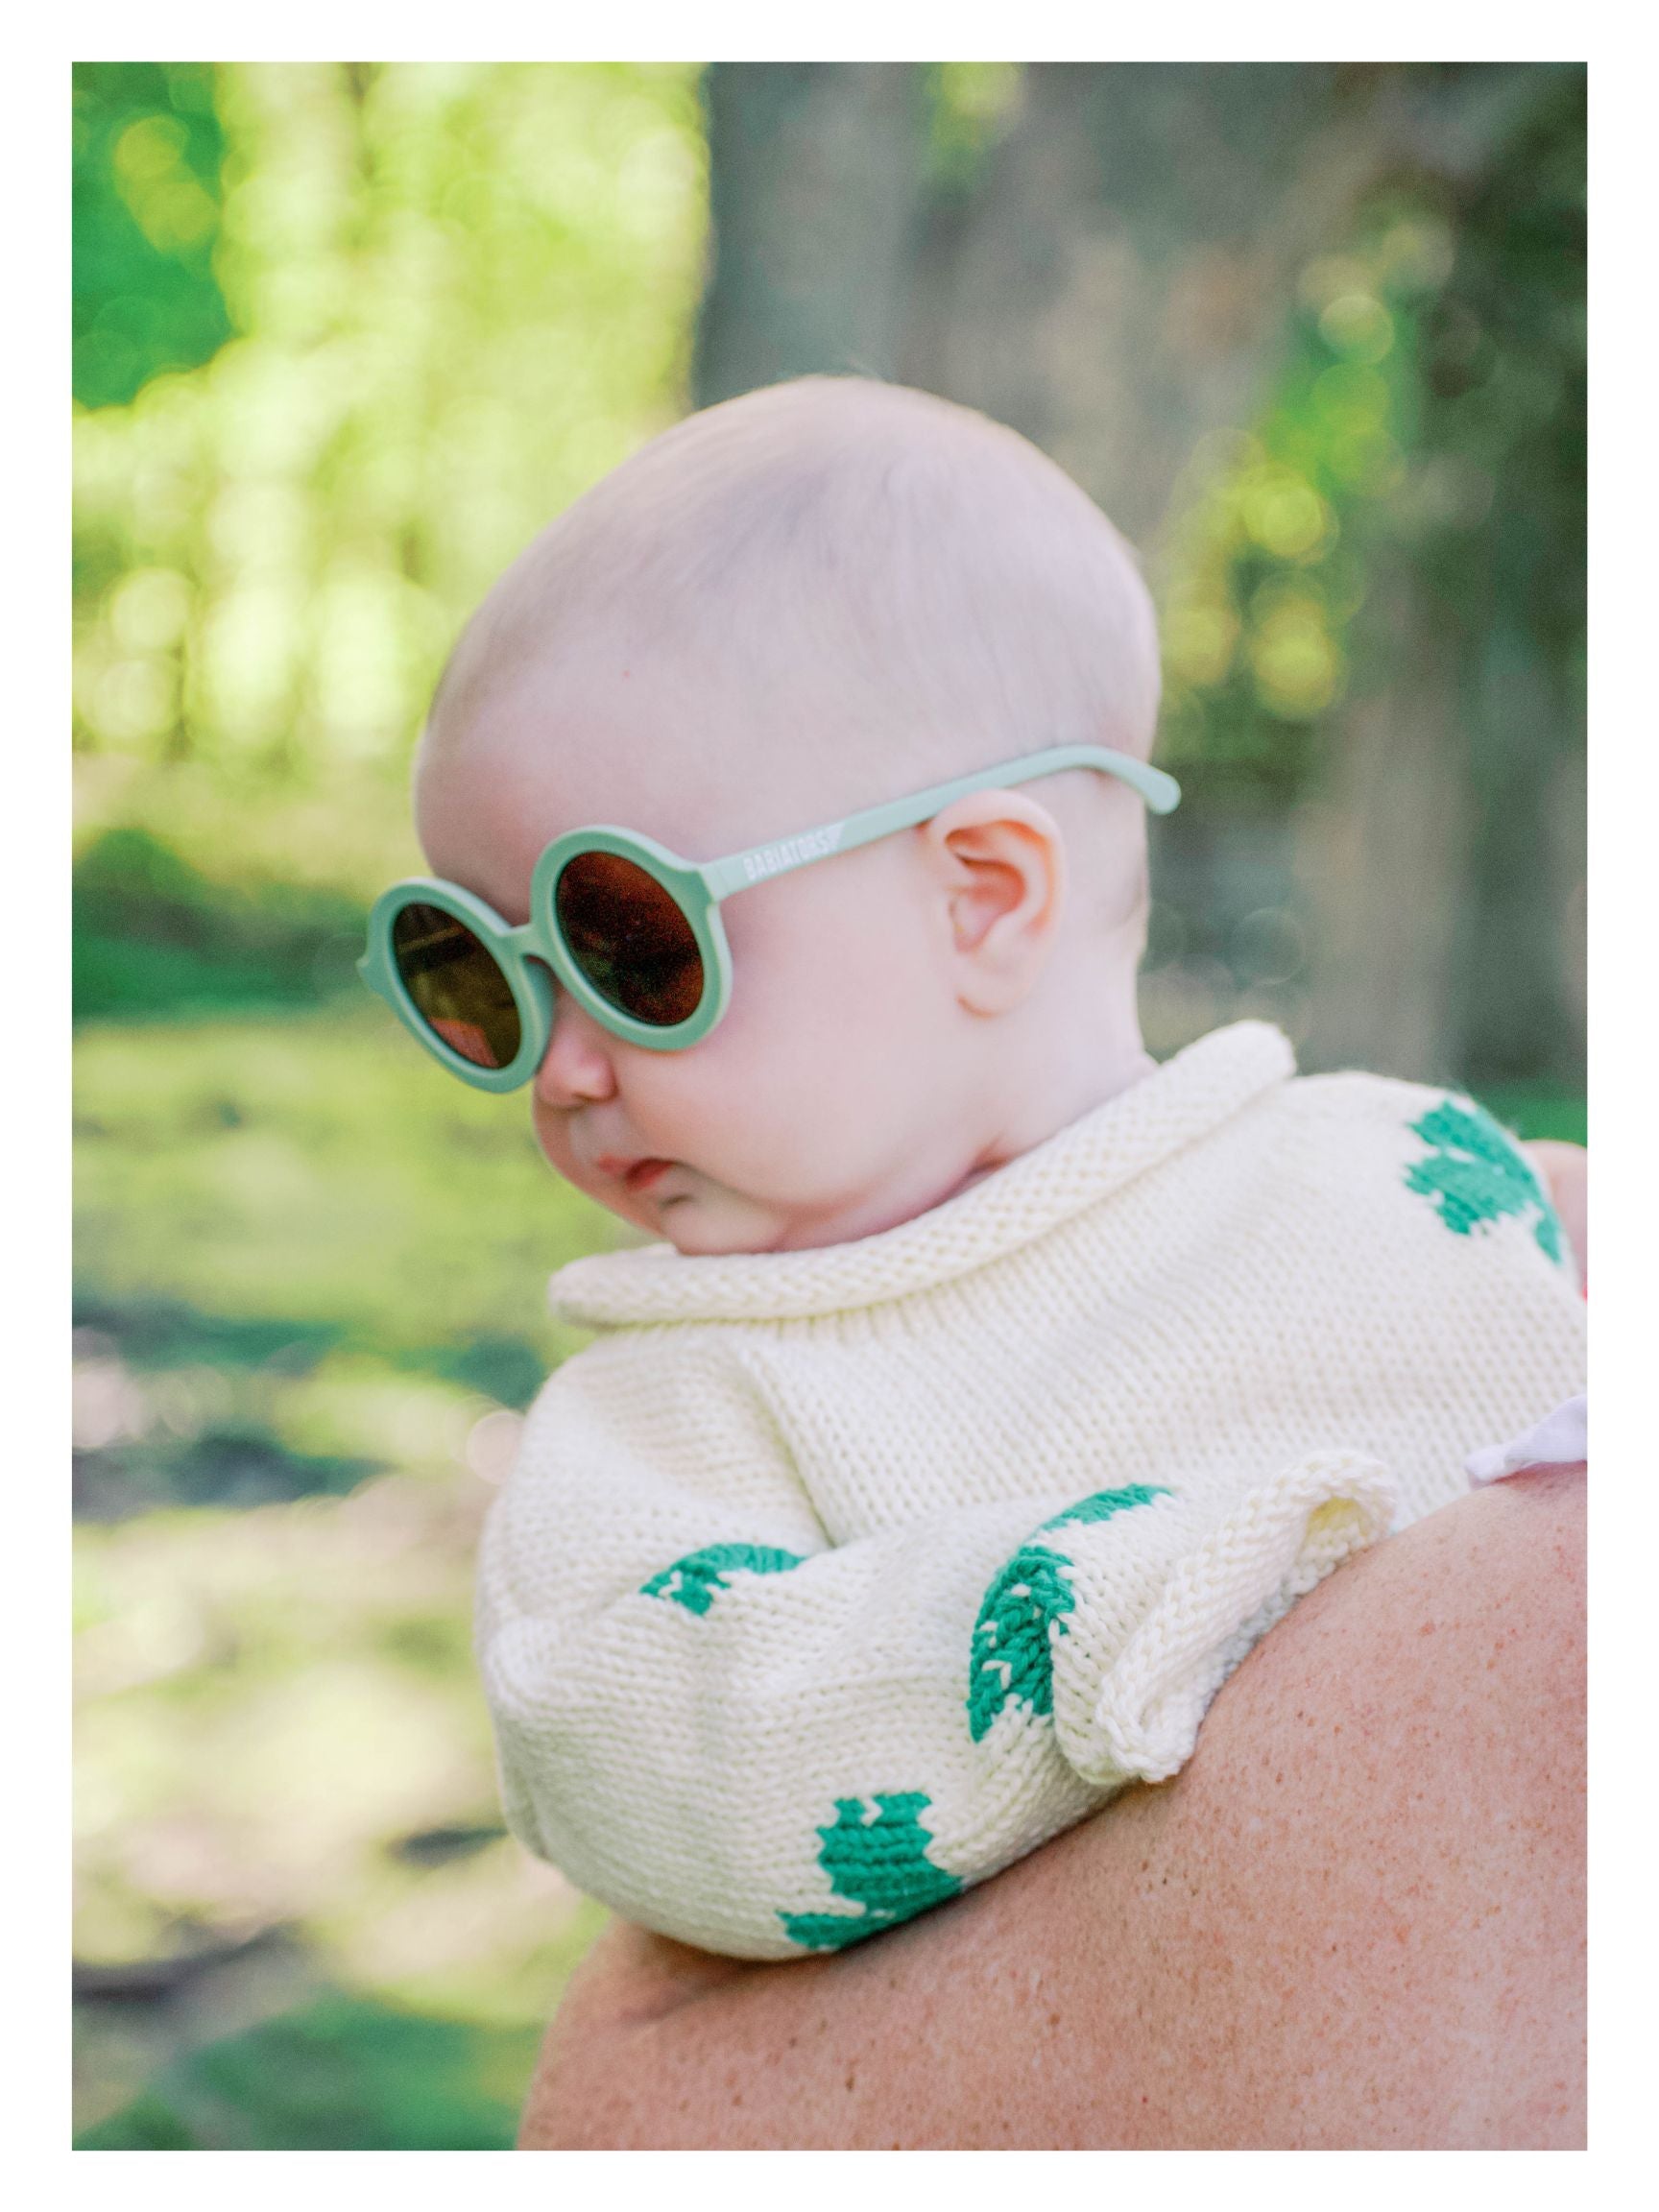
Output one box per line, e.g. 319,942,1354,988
363,377,1586,1960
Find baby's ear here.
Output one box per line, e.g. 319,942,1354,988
925,792,1066,1015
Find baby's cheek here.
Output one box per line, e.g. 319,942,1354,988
528,1104,568,1177
648,1000,898,1205
687,1088,854,1207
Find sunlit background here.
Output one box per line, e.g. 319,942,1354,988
73,60,1585,2148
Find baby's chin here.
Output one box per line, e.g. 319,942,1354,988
565,1165,796,1257
654,1181,950,1258
574,1158,987,1259
634,1176,876,1258
650,1188,797,1257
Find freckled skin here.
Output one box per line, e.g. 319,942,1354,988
520,1468,1585,2149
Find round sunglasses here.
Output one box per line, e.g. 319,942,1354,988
358,742,1181,1090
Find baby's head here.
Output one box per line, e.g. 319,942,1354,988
414,377,1165,1256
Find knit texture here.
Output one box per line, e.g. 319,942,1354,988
477,1022,1586,1959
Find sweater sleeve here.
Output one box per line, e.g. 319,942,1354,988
477,1332,1394,1960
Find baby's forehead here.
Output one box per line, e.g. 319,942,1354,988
417,634,854,912
417,376,1161,900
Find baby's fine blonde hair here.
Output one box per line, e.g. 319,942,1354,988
430,377,1164,935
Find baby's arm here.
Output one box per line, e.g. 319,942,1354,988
478,1335,1392,1960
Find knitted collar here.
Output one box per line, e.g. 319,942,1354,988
548,1020,1295,1328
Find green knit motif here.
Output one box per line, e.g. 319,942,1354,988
1044,1482,1171,1536
968,1484,1171,1743
1404,1098,1563,1263
780,1792,962,1951
638,1542,805,1617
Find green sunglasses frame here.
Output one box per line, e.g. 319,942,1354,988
359,742,1181,1090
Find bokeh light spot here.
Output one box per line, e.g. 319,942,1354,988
1317,291,1395,364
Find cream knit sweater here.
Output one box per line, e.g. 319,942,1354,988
477,1022,1586,1960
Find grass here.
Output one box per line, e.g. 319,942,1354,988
74,827,371,1024
77,1996,545,2150
73,996,628,2143
74,998,632,1388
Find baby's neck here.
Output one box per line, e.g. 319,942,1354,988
775,1021,1155,1253
959,1016,1156,1198
757,976,1154,1253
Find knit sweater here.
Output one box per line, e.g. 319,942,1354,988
477,1022,1586,1960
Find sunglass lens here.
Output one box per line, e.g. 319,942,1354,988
555,854,706,1027
391,903,522,1070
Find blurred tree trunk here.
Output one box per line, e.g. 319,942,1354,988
704,64,1527,553
1311,63,1585,1091
694,65,930,403
693,61,1583,1092
1291,565,1469,1083
1446,628,1585,1090
902,63,1392,546
1298,597,1583,1092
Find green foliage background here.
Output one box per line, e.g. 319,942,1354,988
73,60,700,2151
72,61,1583,2149
1159,96,1586,809
74,63,234,412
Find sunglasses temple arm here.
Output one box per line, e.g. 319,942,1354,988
699,745,1180,903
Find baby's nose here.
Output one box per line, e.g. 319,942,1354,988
533,994,618,1106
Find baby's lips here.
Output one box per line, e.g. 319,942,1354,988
624,1159,673,1194
590,1151,677,1194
